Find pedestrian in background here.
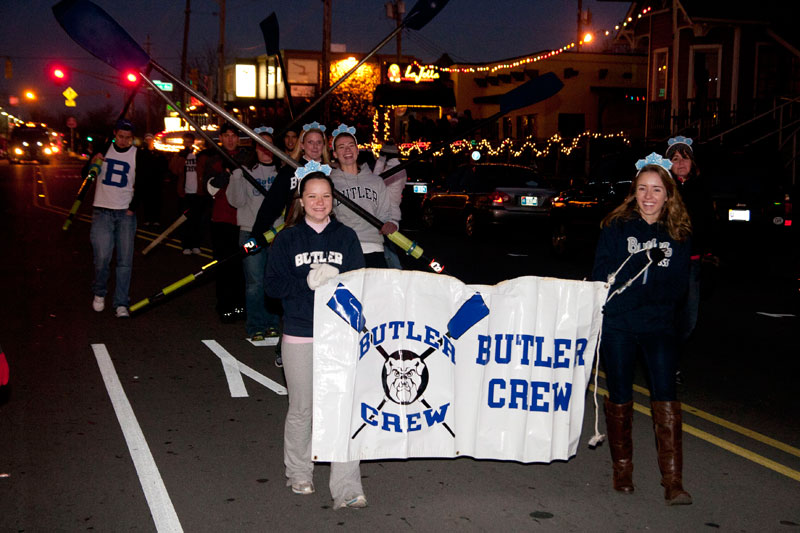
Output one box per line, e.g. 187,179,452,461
169,131,207,255
265,165,368,509
226,126,281,341
138,132,167,228
592,153,693,505
372,139,406,269
89,119,151,318
206,123,250,323
666,137,716,384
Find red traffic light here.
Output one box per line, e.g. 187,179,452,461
123,70,139,85
49,65,68,83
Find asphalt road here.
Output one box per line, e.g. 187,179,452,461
1,160,798,532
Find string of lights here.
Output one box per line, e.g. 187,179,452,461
415,6,653,75
364,124,631,159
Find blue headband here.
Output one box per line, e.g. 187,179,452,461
294,159,332,180
302,121,326,133
331,123,357,143
254,126,273,135
635,152,672,172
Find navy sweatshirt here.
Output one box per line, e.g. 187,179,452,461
592,216,690,333
265,219,365,337
250,157,305,240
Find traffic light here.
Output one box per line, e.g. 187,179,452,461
123,70,139,85
48,64,68,84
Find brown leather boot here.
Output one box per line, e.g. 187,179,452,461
651,401,692,505
604,397,634,493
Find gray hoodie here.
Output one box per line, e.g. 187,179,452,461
226,163,280,232
330,166,400,253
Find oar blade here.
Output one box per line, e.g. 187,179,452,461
499,72,563,114
326,283,366,332
52,0,150,72
447,293,489,339
403,0,450,31
260,12,280,56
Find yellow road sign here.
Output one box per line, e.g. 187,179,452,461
62,86,78,100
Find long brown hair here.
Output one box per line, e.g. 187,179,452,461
284,172,335,227
601,164,692,241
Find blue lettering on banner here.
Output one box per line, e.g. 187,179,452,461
359,321,455,363
103,158,130,187
474,334,588,369
361,402,450,433
487,379,573,412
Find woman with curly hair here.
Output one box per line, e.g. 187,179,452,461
592,154,693,505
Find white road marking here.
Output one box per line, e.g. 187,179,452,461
202,340,248,397
91,344,183,533
202,340,287,396
756,312,796,318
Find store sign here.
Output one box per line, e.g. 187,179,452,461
388,63,440,84
235,64,257,98
291,85,316,98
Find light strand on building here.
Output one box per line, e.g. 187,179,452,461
416,6,653,75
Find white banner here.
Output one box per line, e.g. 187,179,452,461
312,269,608,463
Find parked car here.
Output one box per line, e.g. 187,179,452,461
7,126,61,164
397,160,444,229
550,177,632,255
420,163,557,237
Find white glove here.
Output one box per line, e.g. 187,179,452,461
307,263,339,290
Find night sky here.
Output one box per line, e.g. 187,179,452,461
0,0,630,119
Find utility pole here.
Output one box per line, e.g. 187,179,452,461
181,0,191,112
145,34,152,133
386,1,405,62
322,0,331,124
217,0,226,119
576,0,582,52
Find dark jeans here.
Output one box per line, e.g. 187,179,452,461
181,194,209,249
676,259,701,341
600,326,678,404
364,251,387,268
211,222,244,314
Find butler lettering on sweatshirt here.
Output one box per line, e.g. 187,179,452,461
265,219,365,337
592,216,690,333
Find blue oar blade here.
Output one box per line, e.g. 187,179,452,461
402,0,450,31
499,72,563,114
326,283,366,332
53,0,150,72
447,293,489,339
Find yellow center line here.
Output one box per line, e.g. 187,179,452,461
590,384,800,482
595,370,800,459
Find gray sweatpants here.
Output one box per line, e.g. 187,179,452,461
282,341,364,506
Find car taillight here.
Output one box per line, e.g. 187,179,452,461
489,191,510,205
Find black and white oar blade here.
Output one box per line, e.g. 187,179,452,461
402,0,450,31
53,0,149,72
260,12,280,56
499,72,563,114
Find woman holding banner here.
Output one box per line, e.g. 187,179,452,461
264,163,368,509
592,154,693,505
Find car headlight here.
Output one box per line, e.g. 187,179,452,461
14,147,23,155
44,147,53,155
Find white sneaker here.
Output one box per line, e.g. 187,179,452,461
191,247,202,255
291,481,315,495
182,249,192,255
115,306,130,318
336,494,368,509
92,295,105,312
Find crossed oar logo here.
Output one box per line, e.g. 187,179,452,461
325,283,489,439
